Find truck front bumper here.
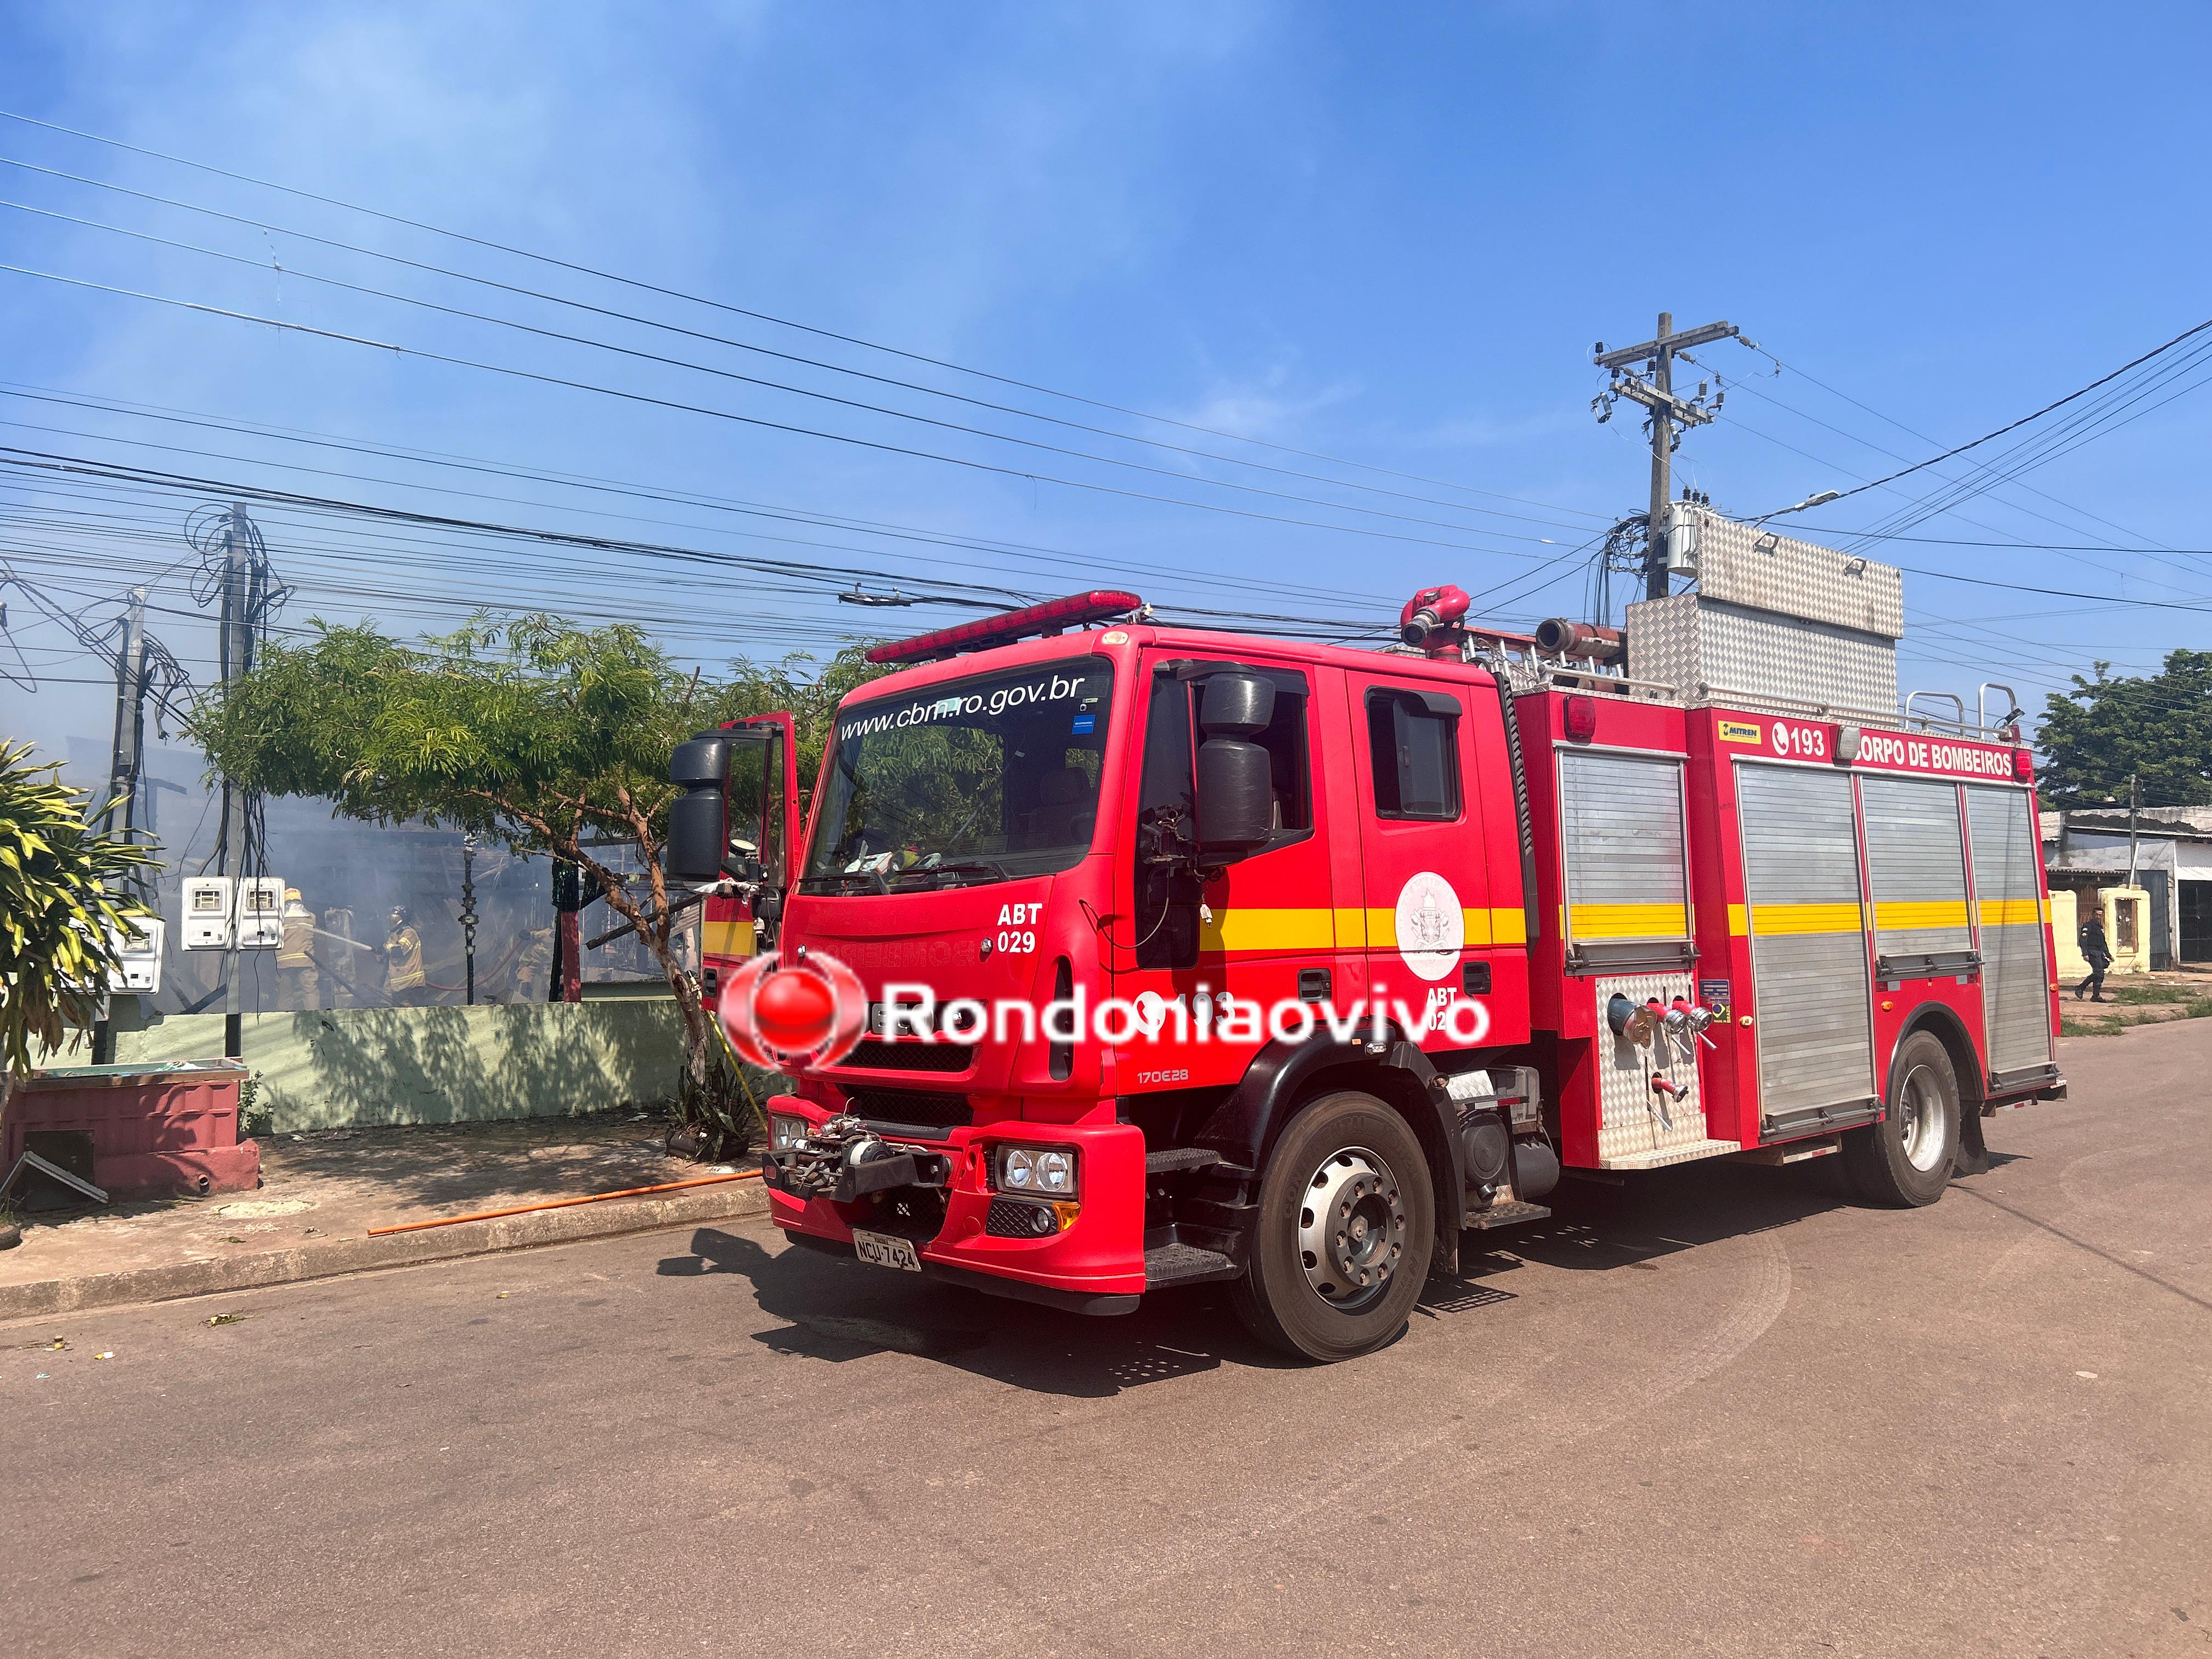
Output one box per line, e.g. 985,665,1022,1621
761,1098,1150,1314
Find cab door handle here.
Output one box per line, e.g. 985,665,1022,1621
1299,968,1332,1003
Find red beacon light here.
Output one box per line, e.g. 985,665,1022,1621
865,590,1144,665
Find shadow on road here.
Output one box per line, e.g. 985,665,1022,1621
653,1155,1866,1395
1482,1156,1860,1283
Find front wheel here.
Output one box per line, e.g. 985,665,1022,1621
1841,1030,1961,1207
1231,1091,1434,1362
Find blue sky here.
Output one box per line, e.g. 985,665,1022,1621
5,1,2209,768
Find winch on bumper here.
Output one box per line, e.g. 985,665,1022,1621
758,1114,954,1204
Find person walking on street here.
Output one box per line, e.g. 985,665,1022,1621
384,905,429,1007
2076,908,2113,1002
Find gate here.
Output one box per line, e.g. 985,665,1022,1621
1736,764,1876,1130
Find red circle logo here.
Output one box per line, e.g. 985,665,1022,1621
717,949,866,1069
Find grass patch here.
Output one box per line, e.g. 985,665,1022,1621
2062,996,2212,1037
2106,982,2209,1005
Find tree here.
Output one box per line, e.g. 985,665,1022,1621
0,741,157,1127
2036,650,2212,810
188,615,883,1111
723,642,885,811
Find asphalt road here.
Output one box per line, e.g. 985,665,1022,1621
7,1023,2209,1658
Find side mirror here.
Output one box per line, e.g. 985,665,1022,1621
1194,672,1278,860
1196,737,1274,856
666,734,732,883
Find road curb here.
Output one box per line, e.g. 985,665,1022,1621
0,1177,771,1324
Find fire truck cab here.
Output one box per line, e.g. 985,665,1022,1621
669,534,2065,1363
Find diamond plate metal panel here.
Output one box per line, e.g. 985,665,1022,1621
1686,510,1904,638
1626,594,1898,724
1593,972,1714,1165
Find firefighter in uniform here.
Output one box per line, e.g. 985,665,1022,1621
513,921,556,1003
384,906,428,1006
276,888,320,1010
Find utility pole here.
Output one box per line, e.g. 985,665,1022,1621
2126,771,2141,885
100,586,150,838
216,505,258,1060
1592,314,1743,600
92,586,150,1065
460,832,479,1007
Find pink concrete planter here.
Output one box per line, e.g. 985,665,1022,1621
7,1062,262,1201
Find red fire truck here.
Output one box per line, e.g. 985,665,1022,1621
669,558,2065,1363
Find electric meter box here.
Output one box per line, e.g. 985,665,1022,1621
109,916,166,994
182,877,235,951
235,876,286,949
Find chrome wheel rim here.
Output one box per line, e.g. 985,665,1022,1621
1897,1064,1949,1172
1296,1146,1407,1314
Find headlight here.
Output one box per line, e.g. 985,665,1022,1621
996,1144,1078,1196
768,1114,810,1151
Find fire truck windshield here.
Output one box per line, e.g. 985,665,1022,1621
800,658,1115,892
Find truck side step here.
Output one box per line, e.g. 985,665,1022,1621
1730,1137,1839,1165
1463,1199,1551,1231
1144,1147,1223,1175
1143,1240,1240,1289
1596,1138,1741,1171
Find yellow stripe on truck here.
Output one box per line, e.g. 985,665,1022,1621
700,919,757,958
1200,907,1336,952
1200,907,1531,953
1750,902,1865,936
1977,898,2045,927
1875,900,1969,931
1568,902,1690,940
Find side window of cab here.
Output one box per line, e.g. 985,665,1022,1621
1133,662,1315,968
1365,687,1462,821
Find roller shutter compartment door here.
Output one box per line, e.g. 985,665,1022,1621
1736,765,1875,1123
1967,786,2054,1076
1558,752,1690,945
1861,776,1971,967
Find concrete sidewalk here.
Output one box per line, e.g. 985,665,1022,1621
0,1112,767,1322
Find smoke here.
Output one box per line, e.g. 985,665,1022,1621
69,740,691,1013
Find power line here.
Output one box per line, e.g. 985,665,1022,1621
0,110,1609,527
1751,315,2212,520
0,385,1401,610
1737,343,2188,555
0,258,1570,566
0,184,1606,542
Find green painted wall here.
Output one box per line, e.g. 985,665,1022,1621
106,997,690,1133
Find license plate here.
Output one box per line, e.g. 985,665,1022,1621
852,1228,921,1272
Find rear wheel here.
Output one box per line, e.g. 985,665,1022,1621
1231,1091,1434,1362
1842,1030,1960,1207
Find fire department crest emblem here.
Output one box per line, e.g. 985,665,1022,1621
1394,871,1463,982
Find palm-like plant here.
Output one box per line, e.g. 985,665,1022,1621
0,740,157,1126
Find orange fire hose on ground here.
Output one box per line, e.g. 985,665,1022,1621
366,995,775,1238
366,1168,763,1235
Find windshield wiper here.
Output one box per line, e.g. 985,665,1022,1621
889,858,1011,890
797,868,890,895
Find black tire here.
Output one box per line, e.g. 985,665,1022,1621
1231,1091,1434,1362
1841,1030,1960,1207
